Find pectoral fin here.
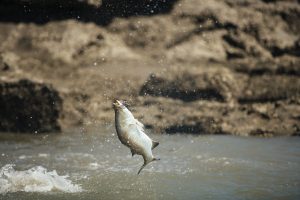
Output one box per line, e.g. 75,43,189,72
137,157,160,174
152,140,159,150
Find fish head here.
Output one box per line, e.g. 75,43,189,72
112,99,125,110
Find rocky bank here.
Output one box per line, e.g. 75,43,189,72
0,79,62,133
0,0,299,136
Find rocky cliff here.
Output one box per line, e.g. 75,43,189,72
0,0,299,135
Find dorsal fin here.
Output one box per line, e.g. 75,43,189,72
131,149,136,157
152,140,159,150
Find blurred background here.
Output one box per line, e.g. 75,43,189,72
0,0,299,136
0,0,300,199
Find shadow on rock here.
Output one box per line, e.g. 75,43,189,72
140,67,240,102
0,79,62,133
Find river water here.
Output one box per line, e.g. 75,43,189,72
0,127,299,200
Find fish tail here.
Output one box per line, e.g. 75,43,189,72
152,157,160,161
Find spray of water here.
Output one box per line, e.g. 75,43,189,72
0,164,83,194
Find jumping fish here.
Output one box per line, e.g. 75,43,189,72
113,100,159,174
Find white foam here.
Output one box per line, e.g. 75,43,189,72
0,164,83,194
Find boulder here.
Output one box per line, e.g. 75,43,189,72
0,79,62,133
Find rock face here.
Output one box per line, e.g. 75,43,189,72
135,69,300,137
140,67,240,102
0,0,299,136
0,80,62,133
239,75,300,103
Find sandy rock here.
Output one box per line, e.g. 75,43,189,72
140,67,240,102
134,96,299,136
239,75,300,103
275,56,300,76
223,30,272,60
0,0,299,137
166,30,227,62
173,0,239,28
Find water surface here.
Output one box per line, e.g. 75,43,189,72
0,127,299,200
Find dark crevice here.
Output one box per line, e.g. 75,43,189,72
141,88,225,102
165,122,226,135
269,40,300,57
223,34,244,49
165,124,203,134
166,23,237,49
166,26,222,49
234,68,272,76
0,0,179,26
276,68,300,76
238,97,288,104
230,59,300,76
140,74,226,102
226,51,245,60
169,89,225,102
270,47,288,57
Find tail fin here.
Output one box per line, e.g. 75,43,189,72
137,158,160,175
152,157,160,161
137,164,146,175
152,140,159,150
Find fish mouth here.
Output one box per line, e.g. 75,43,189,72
113,99,123,109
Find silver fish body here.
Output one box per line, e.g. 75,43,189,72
113,100,159,174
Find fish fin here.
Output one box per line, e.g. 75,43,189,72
137,163,146,175
152,157,161,161
152,140,159,150
138,157,160,174
131,149,136,157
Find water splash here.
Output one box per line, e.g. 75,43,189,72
0,164,82,194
